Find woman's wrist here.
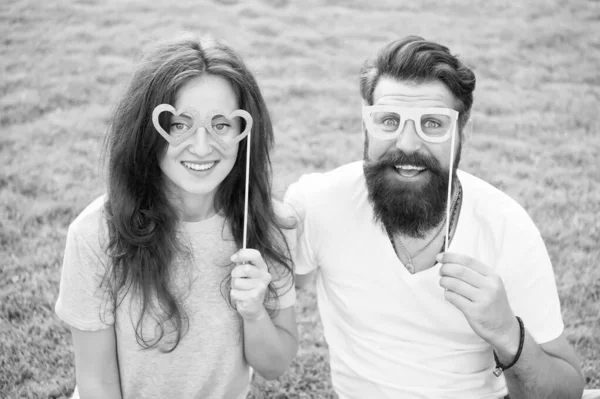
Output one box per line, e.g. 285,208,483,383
241,305,269,323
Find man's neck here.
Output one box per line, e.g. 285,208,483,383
388,180,463,274
389,222,447,273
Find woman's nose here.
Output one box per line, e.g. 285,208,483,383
188,126,214,156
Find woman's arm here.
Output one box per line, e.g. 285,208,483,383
230,249,299,380
70,327,123,399
241,306,298,380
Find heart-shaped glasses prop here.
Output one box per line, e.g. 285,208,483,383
152,104,254,249
151,104,253,150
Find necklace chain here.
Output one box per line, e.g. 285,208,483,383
391,183,462,273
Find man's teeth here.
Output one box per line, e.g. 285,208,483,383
182,161,216,171
394,165,425,177
395,165,425,171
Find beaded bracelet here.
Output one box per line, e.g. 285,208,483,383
493,316,525,377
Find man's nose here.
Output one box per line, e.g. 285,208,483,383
395,119,422,152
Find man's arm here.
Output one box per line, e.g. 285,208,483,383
295,270,316,289
438,252,584,399
495,326,584,399
284,176,320,288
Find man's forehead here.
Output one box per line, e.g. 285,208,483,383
372,78,457,108
375,95,449,106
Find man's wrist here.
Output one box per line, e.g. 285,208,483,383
492,316,521,363
492,316,525,376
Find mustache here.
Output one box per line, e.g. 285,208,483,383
367,150,444,173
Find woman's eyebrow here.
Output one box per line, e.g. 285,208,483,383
171,113,194,121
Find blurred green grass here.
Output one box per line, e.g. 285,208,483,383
1,0,598,397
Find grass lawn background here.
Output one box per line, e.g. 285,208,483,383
1,0,598,397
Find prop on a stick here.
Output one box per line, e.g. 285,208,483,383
362,100,460,251
444,119,457,252
362,100,463,308
152,104,254,249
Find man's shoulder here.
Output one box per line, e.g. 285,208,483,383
459,170,537,232
284,161,365,223
287,161,364,200
271,198,297,226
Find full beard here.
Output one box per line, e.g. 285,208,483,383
363,146,460,239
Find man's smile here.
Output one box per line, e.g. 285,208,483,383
394,164,426,178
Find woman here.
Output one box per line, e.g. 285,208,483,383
55,33,297,399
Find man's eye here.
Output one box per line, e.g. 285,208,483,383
382,118,399,126
423,120,441,128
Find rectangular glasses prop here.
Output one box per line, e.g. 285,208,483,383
362,105,459,250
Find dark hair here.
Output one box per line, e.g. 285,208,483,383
102,33,293,352
359,35,476,134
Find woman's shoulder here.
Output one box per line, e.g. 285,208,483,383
67,194,109,246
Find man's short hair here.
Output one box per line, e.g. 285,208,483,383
360,36,476,132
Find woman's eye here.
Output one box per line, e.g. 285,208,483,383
170,123,187,131
382,118,399,126
213,123,230,132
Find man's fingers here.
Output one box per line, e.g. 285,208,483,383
437,252,490,276
444,289,473,312
439,263,486,288
439,276,479,301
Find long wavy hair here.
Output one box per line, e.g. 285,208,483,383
102,34,293,352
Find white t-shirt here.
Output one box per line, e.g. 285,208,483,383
55,195,295,399
285,161,563,399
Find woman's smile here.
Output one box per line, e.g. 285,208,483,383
181,160,218,172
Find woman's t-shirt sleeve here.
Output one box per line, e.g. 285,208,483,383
55,204,114,331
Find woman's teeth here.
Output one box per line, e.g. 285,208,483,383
395,164,425,177
182,161,216,171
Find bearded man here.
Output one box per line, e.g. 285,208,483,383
285,36,586,399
